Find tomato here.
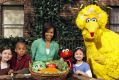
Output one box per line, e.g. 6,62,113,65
46,64,57,68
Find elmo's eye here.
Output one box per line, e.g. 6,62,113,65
62,50,65,52
86,18,90,23
92,18,97,22
66,49,69,51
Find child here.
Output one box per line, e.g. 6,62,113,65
10,41,31,74
73,47,92,77
0,47,13,75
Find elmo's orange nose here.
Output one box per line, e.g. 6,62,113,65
90,32,94,37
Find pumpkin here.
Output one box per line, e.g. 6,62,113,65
40,67,60,73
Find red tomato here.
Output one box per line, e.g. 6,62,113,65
46,64,57,68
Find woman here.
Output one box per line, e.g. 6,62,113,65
31,22,59,61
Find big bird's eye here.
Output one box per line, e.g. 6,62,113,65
92,18,97,22
86,18,90,23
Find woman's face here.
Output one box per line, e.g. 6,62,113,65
45,28,54,41
1,49,12,62
74,49,84,61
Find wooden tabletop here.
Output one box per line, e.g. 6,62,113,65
0,74,104,80
72,74,104,80
0,74,31,80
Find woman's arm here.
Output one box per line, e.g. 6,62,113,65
31,40,38,61
53,43,60,60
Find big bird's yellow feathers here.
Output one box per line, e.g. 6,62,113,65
76,5,119,80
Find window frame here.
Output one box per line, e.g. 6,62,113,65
109,6,119,33
0,0,25,37
0,3,24,37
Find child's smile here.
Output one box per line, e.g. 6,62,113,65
1,49,12,62
74,50,84,61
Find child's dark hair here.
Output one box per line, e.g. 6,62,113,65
72,47,85,64
0,46,13,63
15,41,27,49
0,46,12,54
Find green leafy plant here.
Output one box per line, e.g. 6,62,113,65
31,0,84,50
0,0,85,54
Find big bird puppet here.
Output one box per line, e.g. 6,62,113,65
76,5,119,80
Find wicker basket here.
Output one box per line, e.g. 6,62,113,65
29,67,69,80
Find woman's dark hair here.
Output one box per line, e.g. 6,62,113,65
42,22,57,41
72,47,85,64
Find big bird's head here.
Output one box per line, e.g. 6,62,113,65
76,5,108,41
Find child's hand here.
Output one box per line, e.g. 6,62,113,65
75,70,85,75
75,70,90,77
8,69,14,75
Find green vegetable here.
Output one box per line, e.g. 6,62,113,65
32,61,46,72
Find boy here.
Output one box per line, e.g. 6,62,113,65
10,41,31,74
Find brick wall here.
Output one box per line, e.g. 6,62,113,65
24,0,35,37
0,0,118,37
77,0,119,6
0,0,24,3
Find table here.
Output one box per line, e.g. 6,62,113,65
0,74,104,80
72,74,104,80
0,74,33,80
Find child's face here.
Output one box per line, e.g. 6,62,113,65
1,49,12,62
15,43,26,57
74,49,84,61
